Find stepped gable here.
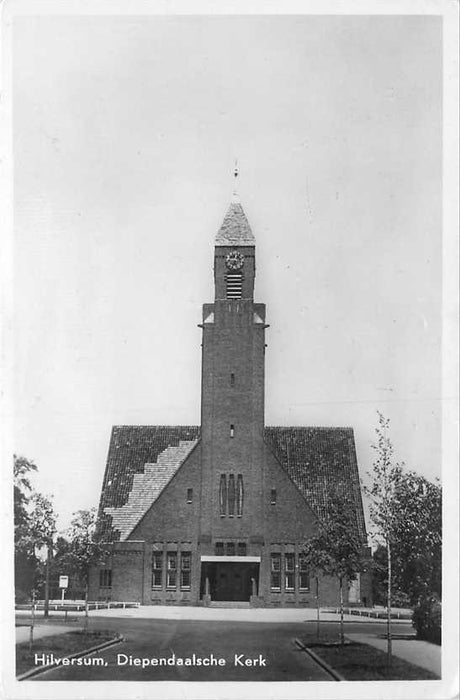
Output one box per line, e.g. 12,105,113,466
97,425,200,541
264,426,367,543
215,202,255,246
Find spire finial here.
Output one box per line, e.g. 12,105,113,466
232,159,240,202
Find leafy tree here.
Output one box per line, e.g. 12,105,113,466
302,491,366,645
372,545,410,608
389,472,441,605
28,492,57,616
63,508,109,628
13,455,38,600
365,413,442,667
365,412,404,669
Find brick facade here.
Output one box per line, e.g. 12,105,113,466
91,199,372,608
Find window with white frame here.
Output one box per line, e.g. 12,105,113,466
166,552,177,588
270,553,281,590
180,552,191,590
151,552,163,589
285,554,295,591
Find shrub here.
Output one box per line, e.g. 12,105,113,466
412,595,441,645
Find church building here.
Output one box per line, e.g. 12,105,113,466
91,188,371,607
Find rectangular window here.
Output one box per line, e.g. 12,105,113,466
285,554,295,591
299,555,310,591
226,542,235,556
237,542,247,556
270,489,277,505
166,552,177,589
151,552,163,589
230,424,235,438
186,488,193,503
180,552,191,590
270,554,281,590
230,372,235,386
215,542,224,556
99,569,112,588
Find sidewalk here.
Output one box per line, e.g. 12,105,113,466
346,632,441,677
16,605,413,624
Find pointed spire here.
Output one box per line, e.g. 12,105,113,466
215,162,255,247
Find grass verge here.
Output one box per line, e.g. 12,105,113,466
16,630,117,676
299,631,439,681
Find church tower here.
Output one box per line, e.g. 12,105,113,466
93,175,371,608
198,182,268,562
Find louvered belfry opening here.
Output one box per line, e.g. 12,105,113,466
226,272,242,299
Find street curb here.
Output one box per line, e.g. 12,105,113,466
294,638,344,681
17,633,124,681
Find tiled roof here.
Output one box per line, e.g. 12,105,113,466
96,425,367,543
215,203,255,247
96,426,200,541
105,439,199,540
264,427,367,543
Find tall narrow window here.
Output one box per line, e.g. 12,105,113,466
226,272,242,299
270,489,277,505
226,542,235,556
230,372,235,386
186,488,193,503
99,569,112,588
166,552,177,589
270,554,281,590
237,542,247,556
236,474,244,516
219,475,227,516
151,552,163,589
299,555,310,591
230,424,235,438
215,542,224,556
228,474,236,516
285,554,295,591
180,552,191,590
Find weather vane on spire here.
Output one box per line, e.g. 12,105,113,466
232,159,240,202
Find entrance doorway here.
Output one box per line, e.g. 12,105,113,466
200,562,259,602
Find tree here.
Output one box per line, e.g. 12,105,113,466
14,455,38,601
28,491,57,617
365,412,404,669
365,413,443,667
63,508,109,629
371,544,410,608
389,472,441,605
302,491,366,645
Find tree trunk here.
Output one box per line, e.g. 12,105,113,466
387,539,392,670
339,576,345,645
316,577,320,640
43,543,51,618
84,581,89,632
29,591,35,651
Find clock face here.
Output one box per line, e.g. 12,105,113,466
225,251,244,270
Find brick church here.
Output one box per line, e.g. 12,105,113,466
91,188,371,607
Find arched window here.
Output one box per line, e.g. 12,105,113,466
219,474,227,516
228,474,236,516
236,474,244,516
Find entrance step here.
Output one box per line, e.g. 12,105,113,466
209,601,250,608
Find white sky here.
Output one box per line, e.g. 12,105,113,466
11,14,443,532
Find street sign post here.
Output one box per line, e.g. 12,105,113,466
59,575,68,604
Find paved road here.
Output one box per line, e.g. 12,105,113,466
32,618,333,682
